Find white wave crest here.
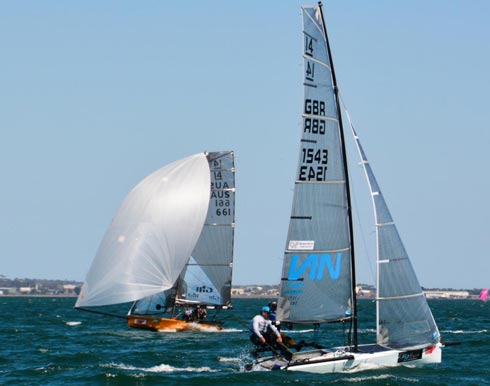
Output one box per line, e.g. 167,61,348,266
219,328,243,333
441,329,487,334
157,328,178,333
66,321,82,326
357,328,376,334
218,356,241,362
343,373,417,382
189,323,222,332
102,362,218,373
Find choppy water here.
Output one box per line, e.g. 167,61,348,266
0,297,488,385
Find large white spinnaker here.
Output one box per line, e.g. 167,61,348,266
130,151,236,315
75,153,211,308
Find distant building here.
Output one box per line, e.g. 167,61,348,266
232,285,279,298
0,288,16,295
63,284,77,294
425,290,469,299
232,288,245,295
355,285,375,298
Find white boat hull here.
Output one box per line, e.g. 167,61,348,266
254,343,442,373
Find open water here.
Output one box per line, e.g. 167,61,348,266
0,297,488,385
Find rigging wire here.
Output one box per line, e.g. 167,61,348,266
338,92,376,286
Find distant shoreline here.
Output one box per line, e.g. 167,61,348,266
0,294,482,300
0,294,273,299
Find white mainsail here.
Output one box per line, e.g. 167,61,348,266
277,4,354,324
75,153,210,308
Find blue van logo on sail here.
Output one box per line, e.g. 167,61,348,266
288,253,342,281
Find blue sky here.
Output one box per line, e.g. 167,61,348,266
1,1,488,289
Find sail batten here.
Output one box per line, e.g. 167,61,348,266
295,179,345,184
377,292,425,301
377,222,395,227
303,115,337,122
378,257,409,263
302,54,329,68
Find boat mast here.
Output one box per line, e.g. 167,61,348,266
317,1,358,351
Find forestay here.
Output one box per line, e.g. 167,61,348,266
277,6,353,324
75,153,210,308
350,126,440,349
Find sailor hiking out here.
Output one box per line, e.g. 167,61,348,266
249,306,283,349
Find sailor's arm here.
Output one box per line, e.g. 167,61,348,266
269,322,283,343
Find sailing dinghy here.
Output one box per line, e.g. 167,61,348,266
75,151,235,332
251,3,443,372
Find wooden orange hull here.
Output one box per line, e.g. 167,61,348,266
127,315,222,332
